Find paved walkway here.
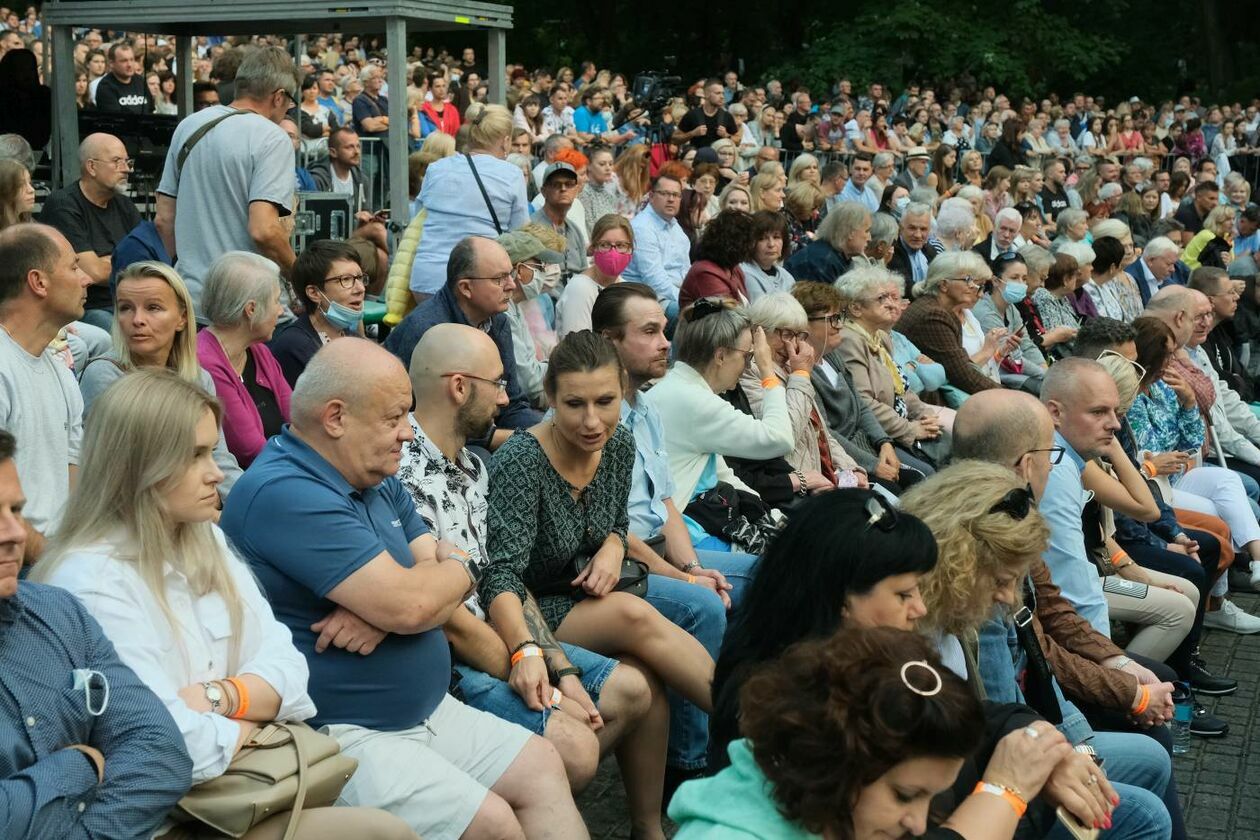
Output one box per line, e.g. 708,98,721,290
576,591,1260,839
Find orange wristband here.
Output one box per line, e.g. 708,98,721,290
225,677,250,720
790,369,810,379
686,574,696,584
510,645,543,666
1111,550,1132,569
973,781,1027,817
1132,685,1151,715
761,376,781,389
1141,460,1158,479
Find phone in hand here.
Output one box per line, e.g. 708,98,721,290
1056,806,1100,840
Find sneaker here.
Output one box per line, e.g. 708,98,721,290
1190,703,1229,738
1252,561,1260,589
1187,659,1238,696
1202,599,1260,635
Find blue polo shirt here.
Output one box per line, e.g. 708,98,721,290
1038,431,1110,635
622,397,674,539
221,427,449,731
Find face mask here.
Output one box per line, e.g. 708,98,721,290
538,264,563,291
593,249,632,277
319,291,363,331
1001,281,1029,305
915,361,948,392
893,196,910,218
518,272,543,300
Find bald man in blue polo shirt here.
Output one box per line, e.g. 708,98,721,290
222,338,587,840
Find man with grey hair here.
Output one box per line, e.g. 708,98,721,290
868,151,895,197
888,201,934,295
1125,236,1181,305
38,133,141,330
155,45,298,314
975,206,1023,263
0,133,34,172
222,338,586,840
533,133,574,191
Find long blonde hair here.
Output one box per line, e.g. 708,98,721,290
112,261,201,382
35,370,243,676
899,460,1050,636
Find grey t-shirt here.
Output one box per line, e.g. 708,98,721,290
0,327,83,533
78,356,243,495
156,106,294,311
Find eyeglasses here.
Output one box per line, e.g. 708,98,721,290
440,372,508,393
724,346,755,367
774,327,811,343
947,275,980,288
465,272,518,287
89,156,134,169
864,494,900,532
593,242,633,255
1020,446,1065,466
988,486,1036,520
808,313,843,329
1096,349,1147,383
654,189,682,200
324,272,368,290
275,87,298,107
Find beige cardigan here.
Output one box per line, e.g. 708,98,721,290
835,324,934,447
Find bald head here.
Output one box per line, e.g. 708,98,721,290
953,390,1052,466
1041,357,1113,408
78,132,123,167
409,323,500,401
292,337,407,430
1146,285,1198,347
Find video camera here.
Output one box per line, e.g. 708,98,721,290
630,70,682,121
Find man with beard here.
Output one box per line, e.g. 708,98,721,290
38,133,141,330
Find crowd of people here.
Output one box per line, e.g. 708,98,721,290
7,10,1260,840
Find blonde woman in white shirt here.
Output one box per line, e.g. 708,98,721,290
35,370,415,840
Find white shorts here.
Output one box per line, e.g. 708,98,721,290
324,693,532,840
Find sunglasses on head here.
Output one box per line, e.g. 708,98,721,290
988,486,1035,520
690,297,728,321
864,494,900,532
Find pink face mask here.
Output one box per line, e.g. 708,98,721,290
593,249,632,277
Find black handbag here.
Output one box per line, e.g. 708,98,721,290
683,481,781,555
533,553,650,601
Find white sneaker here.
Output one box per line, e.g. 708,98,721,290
1203,599,1260,635
1251,561,1260,589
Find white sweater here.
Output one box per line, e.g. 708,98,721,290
643,361,794,505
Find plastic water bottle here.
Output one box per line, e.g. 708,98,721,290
1170,682,1193,755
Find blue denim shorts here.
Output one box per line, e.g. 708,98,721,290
454,643,618,734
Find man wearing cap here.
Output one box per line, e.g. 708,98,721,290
894,147,932,192
385,236,542,449
531,162,589,278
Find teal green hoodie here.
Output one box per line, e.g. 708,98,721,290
668,739,821,840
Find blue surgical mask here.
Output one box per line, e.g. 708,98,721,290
1001,281,1029,305
894,196,910,218
319,292,363,331
915,361,948,392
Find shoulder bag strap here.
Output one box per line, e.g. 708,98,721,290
175,108,250,181
279,723,310,840
465,153,503,234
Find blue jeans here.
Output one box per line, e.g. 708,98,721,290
1050,731,1172,840
455,643,618,735
645,550,758,769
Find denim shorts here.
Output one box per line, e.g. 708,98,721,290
454,643,619,734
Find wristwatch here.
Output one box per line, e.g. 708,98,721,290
202,681,225,714
1074,743,1103,766
447,550,481,591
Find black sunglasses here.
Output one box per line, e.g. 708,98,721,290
988,487,1035,520
864,494,900,532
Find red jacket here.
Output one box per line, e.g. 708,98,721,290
420,100,461,136
679,261,748,308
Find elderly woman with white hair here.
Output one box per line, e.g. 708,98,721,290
782,201,871,284
898,251,1009,397
935,196,978,251
834,264,952,463
1054,208,1090,244
956,184,992,244
737,293,866,495
197,251,291,467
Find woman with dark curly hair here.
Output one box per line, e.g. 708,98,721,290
681,625,1061,839
678,210,758,307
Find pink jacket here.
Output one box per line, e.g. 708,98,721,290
197,329,292,467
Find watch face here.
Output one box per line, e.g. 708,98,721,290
206,685,223,702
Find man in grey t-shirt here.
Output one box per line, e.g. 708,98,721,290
155,46,298,313
0,224,91,563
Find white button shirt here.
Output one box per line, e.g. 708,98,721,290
44,527,316,783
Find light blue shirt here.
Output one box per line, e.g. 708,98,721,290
409,153,530,294
623,204,692,304
622,397,675,539
1039,432,1110,636
903,238,928,282
839,180,879,212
